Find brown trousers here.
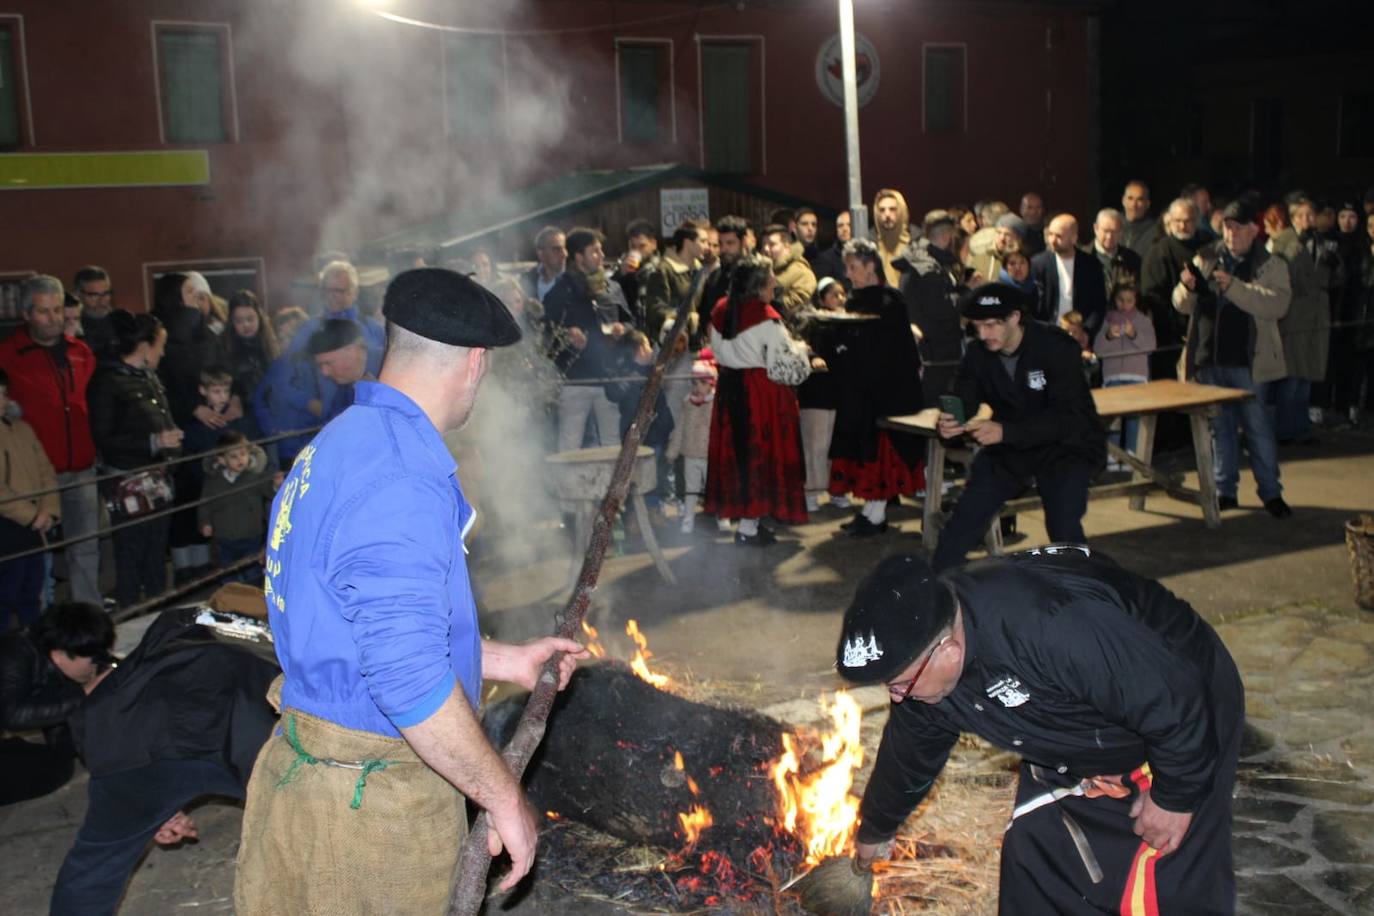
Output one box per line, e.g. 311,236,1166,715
235,688,467,915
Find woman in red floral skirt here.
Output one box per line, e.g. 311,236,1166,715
705,256,814,545
827,239,925,536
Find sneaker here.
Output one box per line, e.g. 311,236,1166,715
805,494,820,513
680,516,695,535
1264,497,1292,519
735,527,777,547
1217,495,1239,511
839,512,862,531
716,518,733,532
1308,406,1324,425
830,495,852,509
846,516,889,538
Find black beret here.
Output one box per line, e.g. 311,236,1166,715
307,318,365,356
1220,199,1258,225
959,282,1030,321
836,554,956,685
382,267,521,348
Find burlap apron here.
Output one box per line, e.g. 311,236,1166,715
235,677,468,915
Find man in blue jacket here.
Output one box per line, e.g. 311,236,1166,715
234,269,586,914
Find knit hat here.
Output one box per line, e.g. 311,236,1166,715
691,359,717,381
836,554,956,685
995,214,1029,237
958,282,1031,321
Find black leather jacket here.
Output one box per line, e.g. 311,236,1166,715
0,630,84,736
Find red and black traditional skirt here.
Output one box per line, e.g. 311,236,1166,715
705,367,808,524
828,430,925,501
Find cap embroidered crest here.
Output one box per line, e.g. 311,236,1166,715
842,632,883,668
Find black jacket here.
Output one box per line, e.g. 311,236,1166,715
1030,250,1108,335
88,360,180,470
156,306,217,428
542,272,617,380
857,547,1242,843
811,242,847,286
828,285,924,463
70,608,278,781
0,630,84,735
949,320,1105,477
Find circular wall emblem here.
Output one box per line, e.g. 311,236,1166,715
815,33,880,108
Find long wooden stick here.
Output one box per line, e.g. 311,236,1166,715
448,272,710,915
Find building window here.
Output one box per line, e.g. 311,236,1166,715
923,45,965,133
444,35,504,138
618,43,671,144
701,43,753,173
142,257,266,312
155,24,235,143
0,18,30,148
1339,92,1374,158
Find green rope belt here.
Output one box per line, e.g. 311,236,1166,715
274,713,400,810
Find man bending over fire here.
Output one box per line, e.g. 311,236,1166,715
835,547,1244,915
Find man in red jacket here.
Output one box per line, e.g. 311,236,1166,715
0,276,101,606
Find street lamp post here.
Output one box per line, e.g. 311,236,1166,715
837,0,868,239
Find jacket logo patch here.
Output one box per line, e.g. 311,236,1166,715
987,676,1031,708
842,633,883,668
1027,369,1047,391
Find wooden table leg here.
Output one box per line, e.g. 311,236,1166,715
1188,409,1222,528
1129,414,1158,511
923,438,946,549
631,488,678,585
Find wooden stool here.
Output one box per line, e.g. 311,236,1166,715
545,446,677,589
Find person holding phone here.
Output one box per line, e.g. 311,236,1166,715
932,283,1105,570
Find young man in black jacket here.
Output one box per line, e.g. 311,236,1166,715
0,603,110,805
933,283,1105,570
836,548,1244,915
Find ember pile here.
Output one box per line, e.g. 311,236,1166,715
489,623,1006,913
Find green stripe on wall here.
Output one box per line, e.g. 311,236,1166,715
0,150,210,189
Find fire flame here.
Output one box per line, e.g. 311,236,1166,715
625,618,670,688
769,691,865,865
580,621,606,658
677,804,714,847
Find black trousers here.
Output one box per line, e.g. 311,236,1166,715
998,656,1244,915
111,513,170,607
51,758,245,916
933,451,1095,571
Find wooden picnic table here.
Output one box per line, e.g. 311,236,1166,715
879,379,1252,550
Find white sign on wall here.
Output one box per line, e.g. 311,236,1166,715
815,33,881,108
660,188,710,238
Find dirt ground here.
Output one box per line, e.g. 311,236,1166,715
1,426,1370,914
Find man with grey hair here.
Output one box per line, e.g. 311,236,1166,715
1142,198,1206,379
285,260,384,423
0,277,102,606
969,201,1011,258
1092,208,1142,297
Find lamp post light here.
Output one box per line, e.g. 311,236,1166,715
837,0,868,240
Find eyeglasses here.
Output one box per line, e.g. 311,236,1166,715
886,636,951,703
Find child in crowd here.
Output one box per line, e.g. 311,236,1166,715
198,431,275,583
0,368,60,628
1093,284,1156,467
1059,310,1102,389
173,367,257,582
794,277,849,513
665,358,725,534
604,329,674,447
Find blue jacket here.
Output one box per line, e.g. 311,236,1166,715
251,352,319,465
264,381,480,737
287,309,386,419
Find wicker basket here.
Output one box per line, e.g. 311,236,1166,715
1347,514,1374,610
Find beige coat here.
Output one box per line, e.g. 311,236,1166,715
1171,245,1291,383
0,417,60,529
773,253,818,318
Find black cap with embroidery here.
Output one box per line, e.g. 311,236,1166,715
382,267,522,348
835,554,956,685
958,282,1030,321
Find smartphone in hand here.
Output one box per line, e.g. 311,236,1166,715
939,394,966,425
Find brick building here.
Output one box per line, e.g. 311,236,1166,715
0,0,1106,314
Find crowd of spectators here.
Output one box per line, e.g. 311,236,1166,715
0,180,1370,625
